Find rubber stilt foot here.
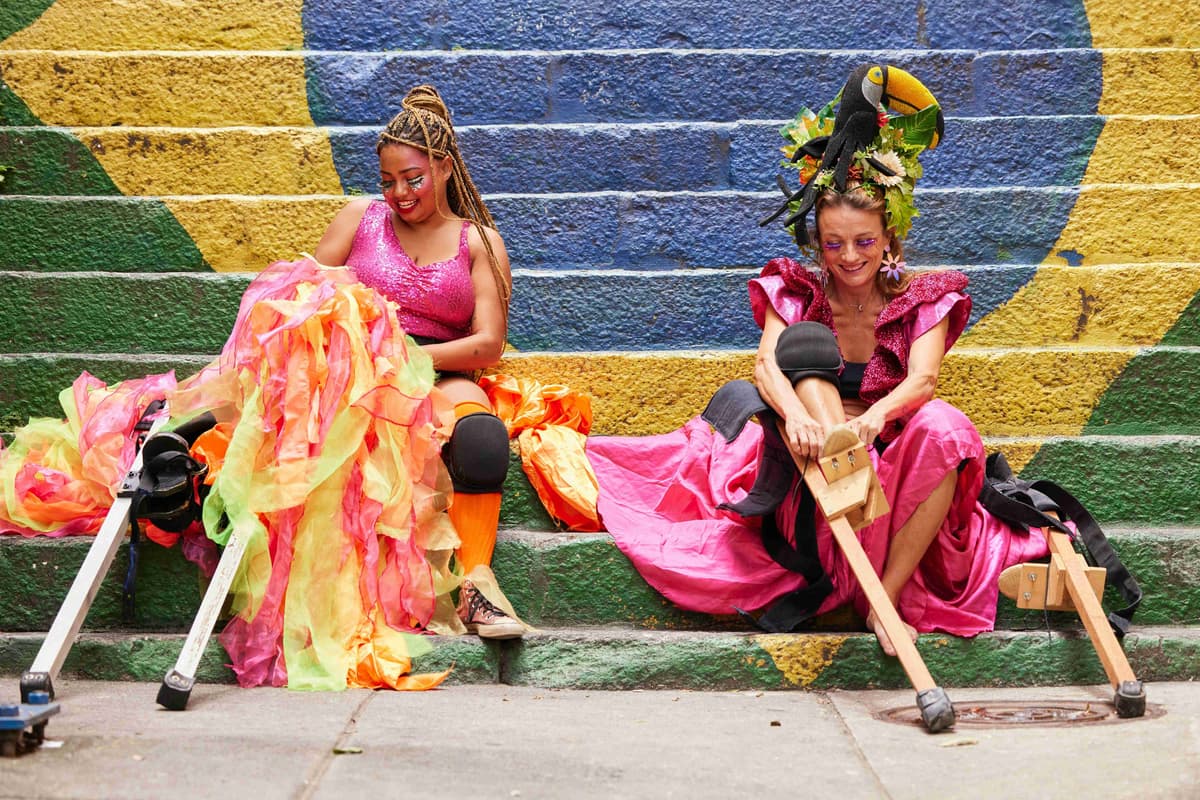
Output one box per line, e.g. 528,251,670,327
156,670,195,711
19,672,53,704
1115,680,1146,718
916,687,956,733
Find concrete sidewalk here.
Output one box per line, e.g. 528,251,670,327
1,680,1196,799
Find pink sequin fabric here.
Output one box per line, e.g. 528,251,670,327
587,263,1050,637
346,201,475,341
749,258,971,442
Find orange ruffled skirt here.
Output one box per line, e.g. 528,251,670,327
2,258,465,691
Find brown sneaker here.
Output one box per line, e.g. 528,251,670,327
457,581,524,640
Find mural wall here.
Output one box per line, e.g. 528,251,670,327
1,0,1197,523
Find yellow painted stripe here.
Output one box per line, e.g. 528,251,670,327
71,128,343,196
1094,50,1200,115
0,52,313,126
961,265,1200,348
936,349,1133,437
755,634,848,686
494,349,1135,437
162,197,346,273
1083,0,1200,48
1045,186,1200,265
0,0,304,50
1080,117,1200,185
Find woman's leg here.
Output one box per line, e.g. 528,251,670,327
437,377,504,572
867,469,957,655
791,381,961,655
794,376,846,430
437,377,523,639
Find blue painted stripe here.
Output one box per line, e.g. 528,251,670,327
488,189,1079,269
325,116,1103,197
505,265,1037,351
2,266,1039,353
303,50,1102,125
3,189,1079,271
302,0,1091,51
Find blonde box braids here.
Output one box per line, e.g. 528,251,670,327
377,85,510,320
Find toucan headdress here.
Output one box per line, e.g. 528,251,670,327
761,64,945,246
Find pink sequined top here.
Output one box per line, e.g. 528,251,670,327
749,257,971,442
346,201,475,342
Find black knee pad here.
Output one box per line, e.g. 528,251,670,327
775,322,842,387
444,413,510,493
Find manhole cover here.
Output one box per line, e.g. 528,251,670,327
877,700,1165,728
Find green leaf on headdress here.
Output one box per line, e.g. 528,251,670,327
816,94,839,125
884,183,918,240
891,105,941,149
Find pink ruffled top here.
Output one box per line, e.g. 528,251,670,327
346,201,475,341
749,258,971,441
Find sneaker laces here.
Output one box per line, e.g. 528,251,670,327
463,584,509,623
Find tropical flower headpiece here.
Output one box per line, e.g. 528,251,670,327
761,64,944,247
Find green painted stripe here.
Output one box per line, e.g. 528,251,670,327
1162,291,1200,347
4,527,1194,631
0,354,212,433
995,530,1196,629
1025,437,1200,524
0,536,206,631
0,129,120,195
0,198,207,272
0,0,55,43
1084,349,1199,434
0,274,245,355
0,632,498,686
2,626,1193,691
504,627,1199,690
0,73,40,125
804,627,1200,690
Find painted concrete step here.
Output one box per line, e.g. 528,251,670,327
4,0,1183,54
302,0,1097,52
2,527,1195,633
2,346,1198,519
1,625,1196,691
9,265,1195,354
4,117,1153,197
4,185,1198,274
0,631,496,687
0,48,1166,127
7,343,1198,443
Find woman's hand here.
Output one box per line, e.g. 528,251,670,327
847,406,887,446
783,411,827,461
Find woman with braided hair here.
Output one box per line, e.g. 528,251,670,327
0,84,523,694
314,84,523,640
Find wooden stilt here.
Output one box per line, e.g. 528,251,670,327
1000,528,1146,717
802,426,955,732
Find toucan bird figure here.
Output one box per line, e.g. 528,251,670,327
761,64,944,245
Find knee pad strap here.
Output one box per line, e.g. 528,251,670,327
775,322,842,387
444,412,510,493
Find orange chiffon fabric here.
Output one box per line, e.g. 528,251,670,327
168,257,459,691
1,257,463,691
0,372,180,546
480,373,601,532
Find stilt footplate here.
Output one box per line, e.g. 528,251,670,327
0,692,61,757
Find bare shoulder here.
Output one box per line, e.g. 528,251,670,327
315,198,376,265
336,197,375,224
466,222,508,253
467,223,511,270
